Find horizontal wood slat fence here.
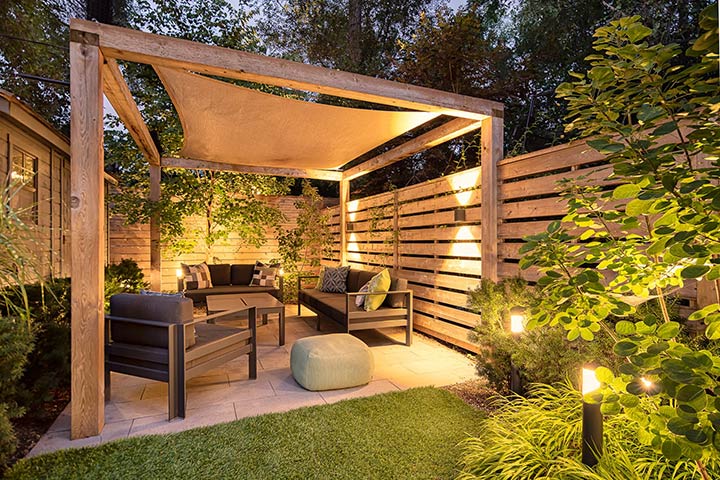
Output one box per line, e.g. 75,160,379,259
109,195,302,292
325,138,701,353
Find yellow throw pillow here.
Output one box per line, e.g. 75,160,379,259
364,269,391,311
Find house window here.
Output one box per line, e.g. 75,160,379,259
10,147,38,223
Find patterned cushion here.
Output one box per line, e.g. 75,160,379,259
250,261,279,287
355,282,370,307
181,262,213,290
319,266,350,293
364,269,391,311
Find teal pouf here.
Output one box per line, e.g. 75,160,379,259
291,333,374,391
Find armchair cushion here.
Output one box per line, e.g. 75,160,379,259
109,293,196,348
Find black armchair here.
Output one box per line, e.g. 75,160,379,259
105,293,257,420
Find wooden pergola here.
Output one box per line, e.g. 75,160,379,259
69,19,503,439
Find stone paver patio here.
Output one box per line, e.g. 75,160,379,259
29,305,476,457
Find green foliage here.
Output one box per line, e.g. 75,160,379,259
458,382,719,479
468,278,620,392
0,317,34,468
14,279,71,410
104,259,148,310
276,181,333,302
521,7,720,466
0,182,44,322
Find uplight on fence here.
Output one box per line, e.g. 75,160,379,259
581,366,603,467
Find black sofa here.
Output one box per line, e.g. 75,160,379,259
297,269,413,346
180,263,283,304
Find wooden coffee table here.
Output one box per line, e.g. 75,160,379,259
206,293,285,346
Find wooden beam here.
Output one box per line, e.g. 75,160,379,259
70,19,503,121
149,164,161,290
101,58,160,165
70,29,105,439
343,118,482,181
161,157,343,181
480,116,502,282
340,179,349,265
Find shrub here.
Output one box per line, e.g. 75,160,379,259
458,383,719,479
105,258,148,293
0,317,33,467
468,278,621,392
15,279,71,411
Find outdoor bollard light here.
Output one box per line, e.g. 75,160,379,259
509,307,525,395
176,268,184,293
581,367,603,467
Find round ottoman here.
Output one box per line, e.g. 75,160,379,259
291,333,374,391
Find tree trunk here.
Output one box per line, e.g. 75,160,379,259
347,0,362,69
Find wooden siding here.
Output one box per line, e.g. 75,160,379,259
0,113,71,278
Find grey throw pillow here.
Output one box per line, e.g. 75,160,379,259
319,266,350,293
384,278,409,308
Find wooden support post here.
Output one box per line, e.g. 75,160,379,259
698,280,719,309
480,116,502,282
339,179,349,265
70,29,105,439
149,164,161,290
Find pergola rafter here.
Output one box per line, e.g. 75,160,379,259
68,18,504,439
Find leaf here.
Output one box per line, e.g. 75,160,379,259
626,22,653,42
652,121,678,136
656,322,680,339
615,320,636,336
661,439,682,461
580,328,594,341
614,339,639,356
688,303,720,321
626,198,654,216
612,183,640,199
681,265,710,279
706,322,720,340
595,366,614,384
637,104,665,123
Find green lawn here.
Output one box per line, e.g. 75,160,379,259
7,387,483,480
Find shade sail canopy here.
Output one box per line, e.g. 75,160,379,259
155,66,441,170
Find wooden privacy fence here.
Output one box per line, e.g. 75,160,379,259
327,138,702,353
109,195,303,292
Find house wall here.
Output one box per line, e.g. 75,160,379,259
329,138,703,352
0,108,71,278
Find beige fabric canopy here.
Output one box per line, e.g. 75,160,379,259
155,66,441,170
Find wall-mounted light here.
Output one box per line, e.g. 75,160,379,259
581,366,603,467
346,222,355,232
454,207,466,222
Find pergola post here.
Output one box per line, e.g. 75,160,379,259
69,29,105,439
339,179,349,265
149,164,161,290
480,116,503,282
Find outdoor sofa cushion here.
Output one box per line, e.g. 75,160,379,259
208,263,231,286
184,285,279,304
291,333,374,391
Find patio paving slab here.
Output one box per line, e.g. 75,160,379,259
29,305,477,457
